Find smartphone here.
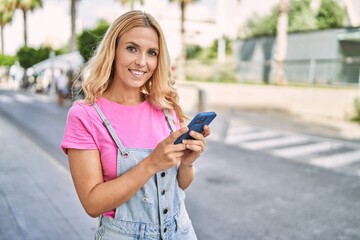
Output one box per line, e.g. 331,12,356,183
174,111,217,144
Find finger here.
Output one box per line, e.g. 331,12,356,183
165,127,188,144
185,143,204,153
202,125,211,137
183,138,206,150
189,130,205,140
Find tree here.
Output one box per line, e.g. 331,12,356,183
316,0,345,29
15,0,42,47
16,46,50,69
243,0,345,39
0,54,16,66
0,0,16,54
116,0,144,10
168,0,199,81
273,0,288,85
77,20,110,62
69,0,79,51
287,0,317,32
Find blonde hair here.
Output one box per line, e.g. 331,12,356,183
81,10,187,123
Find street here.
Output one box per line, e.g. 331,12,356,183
1,88,360,240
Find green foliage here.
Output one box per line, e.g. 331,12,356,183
15,0,43,11
0,54,16,66
287,0,317,32
0,0,16,27
77,19,110,62
186,36,233,61
245,12,278,38
316,0,346,29
242,0,346,39
186,44,202,59
209,36,233,56
352,97,360,123
16,46,50,69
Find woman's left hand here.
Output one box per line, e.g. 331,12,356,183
180,125,211,165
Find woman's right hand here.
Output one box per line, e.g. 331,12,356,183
145,127,189,173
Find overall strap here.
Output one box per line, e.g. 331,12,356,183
163,109,176,132
93,103,127,155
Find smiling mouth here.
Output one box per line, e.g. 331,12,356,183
130,69,145,77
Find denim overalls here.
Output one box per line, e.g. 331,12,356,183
93,103,197,240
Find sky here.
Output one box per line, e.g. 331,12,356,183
2,0,279,58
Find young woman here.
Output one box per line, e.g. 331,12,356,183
61,10,210,240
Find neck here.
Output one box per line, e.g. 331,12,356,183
103,89,145,106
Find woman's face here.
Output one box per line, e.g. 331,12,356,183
113,26,159,90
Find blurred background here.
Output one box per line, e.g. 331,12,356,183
1,0,360,239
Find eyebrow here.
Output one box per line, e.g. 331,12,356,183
125,41,159,52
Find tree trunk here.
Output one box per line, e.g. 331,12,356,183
177,1,187,81
273,0,288,85
70,0,76,51
22,9,28,47
1,25,4,54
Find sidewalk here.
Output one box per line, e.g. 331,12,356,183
0,115,97,240
177,82,360,141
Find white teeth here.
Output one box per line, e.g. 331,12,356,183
130,70,145,77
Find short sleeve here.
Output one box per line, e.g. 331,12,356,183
61,103,98,154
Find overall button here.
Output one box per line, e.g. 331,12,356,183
161,190,166,195
163,208,168,214
161,172,166,177
122,152,129,158
164,228,167,233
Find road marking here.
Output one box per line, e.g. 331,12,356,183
226,130,280,144
207,132,221,141
310,150,360,168
224,123,360,172
228,126,257,135
271,141,342,158
241,135,309,150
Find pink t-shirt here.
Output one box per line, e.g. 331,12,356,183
61,97,179,217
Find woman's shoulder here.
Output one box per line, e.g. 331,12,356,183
69,100,93,112
67,100,97,120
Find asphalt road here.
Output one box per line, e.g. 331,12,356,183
1,88,360,240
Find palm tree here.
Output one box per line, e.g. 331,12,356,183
273,0,288,85
116,0,144,10
0,0,16,54
15,0,42,47
70,0,79,51
169,0,198,81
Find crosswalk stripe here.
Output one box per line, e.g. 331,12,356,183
228,126,257,135
310,150,360,168
241,135,309,150
226,130,280,144
271,141,342,158
207,132,221,141
225,123,360,171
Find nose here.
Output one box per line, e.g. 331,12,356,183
135,53,146,67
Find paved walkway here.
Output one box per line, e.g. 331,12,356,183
0,83,359,239
0,115,97,240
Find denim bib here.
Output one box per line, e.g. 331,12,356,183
93,103,197,240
